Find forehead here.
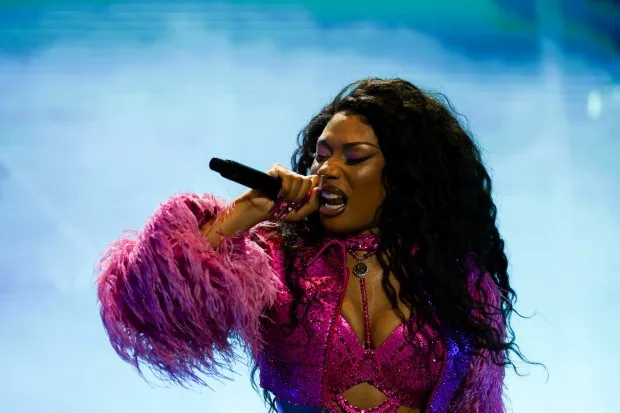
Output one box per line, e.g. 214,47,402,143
318,112,378,145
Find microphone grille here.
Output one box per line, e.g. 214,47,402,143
209,158,229,174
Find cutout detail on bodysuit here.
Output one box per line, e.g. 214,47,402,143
323,239,443,413
335,271,413,412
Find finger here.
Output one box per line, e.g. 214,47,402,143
294,177,313,205
287,175,303,203
266,162,285,177
273,165,302,201
292,186,320,218
289,174,315,211
275,169,293,200
265,164,287,199
312,175,322,191
275,201,296,221
297,175,321,210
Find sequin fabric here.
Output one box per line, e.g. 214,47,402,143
323,236,445,412
258,234,448,413
96,194,505,413
325,316,445,412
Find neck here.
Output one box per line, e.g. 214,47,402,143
327,231,380,253
324,227,380,239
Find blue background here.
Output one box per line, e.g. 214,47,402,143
0,1,618,412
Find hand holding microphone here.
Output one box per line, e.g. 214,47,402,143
209,158,322,222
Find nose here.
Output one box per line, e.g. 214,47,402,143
316,159,342,182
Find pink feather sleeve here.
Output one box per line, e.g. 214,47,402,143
449,256,507,412
96,192,282,385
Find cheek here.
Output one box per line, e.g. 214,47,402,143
354,165,384,192
349,172,385,217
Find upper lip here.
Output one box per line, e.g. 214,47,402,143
320,186,348,200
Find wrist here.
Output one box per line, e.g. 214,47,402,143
215,196,268,238
232,197,268,228
200,197,266,245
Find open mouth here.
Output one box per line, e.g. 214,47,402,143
319,187,347,217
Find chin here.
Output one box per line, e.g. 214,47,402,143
319,214,370,235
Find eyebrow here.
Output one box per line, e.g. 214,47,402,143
317,140,380,150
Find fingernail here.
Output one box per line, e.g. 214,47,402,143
318,175,324,190
296,196,308,211
268,197,284,214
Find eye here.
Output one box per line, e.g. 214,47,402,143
312,153,330,162
346,157,370,165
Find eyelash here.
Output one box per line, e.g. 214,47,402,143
312,153,368,165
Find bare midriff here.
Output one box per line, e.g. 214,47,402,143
339,383,421,412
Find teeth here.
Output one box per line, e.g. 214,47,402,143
324,203,345,210
322,193,342,200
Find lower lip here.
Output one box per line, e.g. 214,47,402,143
319,203,346,217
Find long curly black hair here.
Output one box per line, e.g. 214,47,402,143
251,78,528,412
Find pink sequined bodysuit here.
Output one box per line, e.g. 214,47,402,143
320,236,444,413
96,193,506,413
326,311,445,412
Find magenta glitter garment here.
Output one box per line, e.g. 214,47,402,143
96,193,506,412
323,306,446,412
257,233,445,413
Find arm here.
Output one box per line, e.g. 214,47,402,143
96,192,282,385
200,193,269,247
449,256,507,413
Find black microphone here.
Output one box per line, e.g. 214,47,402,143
209,158,281,200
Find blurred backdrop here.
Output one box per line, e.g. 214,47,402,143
0,1,618,412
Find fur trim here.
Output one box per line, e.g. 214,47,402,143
96,193,281,385
449,255,506,412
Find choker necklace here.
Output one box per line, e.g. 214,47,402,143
340,233,380,252
341,233,379,278
323,233,380,277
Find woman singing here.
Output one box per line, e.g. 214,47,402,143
97,78,523,412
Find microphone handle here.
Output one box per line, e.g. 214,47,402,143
209,158,282,200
